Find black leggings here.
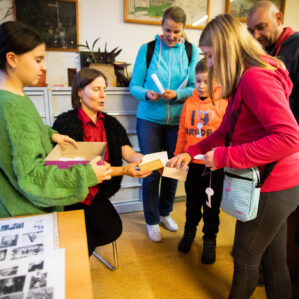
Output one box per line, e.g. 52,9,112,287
229,184,299,299
64,193,122,256
184,163,224,239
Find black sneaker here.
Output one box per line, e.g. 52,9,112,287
178,230,196,253
201,238,216,264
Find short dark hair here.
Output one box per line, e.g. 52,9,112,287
195,58,208,74
162,6,186,26
71,67,107,109
0,21,44,72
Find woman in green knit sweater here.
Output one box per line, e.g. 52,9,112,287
0,21,112,217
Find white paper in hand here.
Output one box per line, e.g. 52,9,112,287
151,73,165,94
194,154,205,160
141,151,168,166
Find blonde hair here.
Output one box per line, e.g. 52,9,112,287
162,6,186,26
199,14,283,98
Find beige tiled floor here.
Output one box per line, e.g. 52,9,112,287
90,201,267,299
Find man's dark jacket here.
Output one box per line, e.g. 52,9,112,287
269,28,299,123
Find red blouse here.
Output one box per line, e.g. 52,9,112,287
77,108,109,205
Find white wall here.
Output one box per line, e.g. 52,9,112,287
1,0,298,86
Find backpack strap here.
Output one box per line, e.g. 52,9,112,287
146,40,156,69
185,40,193,65
146,39,193,68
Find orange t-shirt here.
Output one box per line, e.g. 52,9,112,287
174,88,228,164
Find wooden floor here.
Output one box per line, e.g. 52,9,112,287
90,201,267,299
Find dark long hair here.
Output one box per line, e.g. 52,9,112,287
71,67,107,109
0,21,44,72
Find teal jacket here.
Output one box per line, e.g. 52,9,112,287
129,35,200,125
0,90,98,217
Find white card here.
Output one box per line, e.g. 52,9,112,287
140,151,168,166
151,73,165,94
194,154,205,160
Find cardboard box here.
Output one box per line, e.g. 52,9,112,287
45,142,106,169
139,151,188,181
139,159,164,172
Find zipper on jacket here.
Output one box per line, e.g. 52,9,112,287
167,47,172,125
224,171,253,181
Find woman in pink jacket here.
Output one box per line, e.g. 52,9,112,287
171,14,299,298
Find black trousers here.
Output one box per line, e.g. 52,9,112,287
64,192,122,256
184,163,224,239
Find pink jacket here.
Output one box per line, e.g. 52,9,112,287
187,57,299,192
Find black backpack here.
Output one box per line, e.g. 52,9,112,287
146,40,193,68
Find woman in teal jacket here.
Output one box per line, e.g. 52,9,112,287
129,6,200,242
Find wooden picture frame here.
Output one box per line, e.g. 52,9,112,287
13,0,78,51
124,0,210,29
225,0,286,22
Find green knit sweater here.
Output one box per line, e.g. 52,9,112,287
0,90,98,217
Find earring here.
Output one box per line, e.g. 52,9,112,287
10,66,16,71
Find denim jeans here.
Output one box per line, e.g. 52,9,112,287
137,118,178,225
229,184,299,299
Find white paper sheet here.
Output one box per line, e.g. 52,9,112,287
151,73,165,94
0,214,65,299
194,154,205,160
140,151,168,166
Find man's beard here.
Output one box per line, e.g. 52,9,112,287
258,27,279,50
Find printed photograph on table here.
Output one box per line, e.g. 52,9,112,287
0,275,26,296
25,287,54,299
124,0,210,29
225,0,285,21
0,250,7,262
28,261,44,272
13,0,78,51
0,266,18,278
0,235,18,249
29,271,47,289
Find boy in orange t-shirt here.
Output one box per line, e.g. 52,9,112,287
174,58,227,264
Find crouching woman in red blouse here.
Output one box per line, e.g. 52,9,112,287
53,68,151,256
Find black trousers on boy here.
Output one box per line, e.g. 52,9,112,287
64,193,122,256
184,163,224,239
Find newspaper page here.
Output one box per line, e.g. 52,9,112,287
0,213,65,299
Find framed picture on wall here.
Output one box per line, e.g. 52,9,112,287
225,0,286,22
124,0,210,29
13,0,78,51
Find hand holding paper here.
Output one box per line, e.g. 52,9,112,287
139,152,188,181
146,90,161,101
169,153,192,170
162,90,177,100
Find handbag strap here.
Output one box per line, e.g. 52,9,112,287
225,95,277,188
